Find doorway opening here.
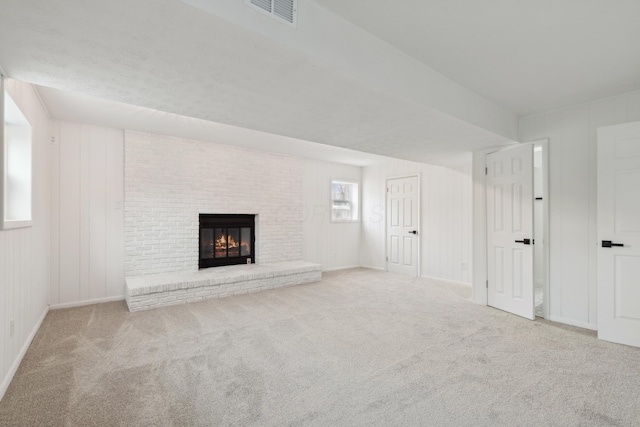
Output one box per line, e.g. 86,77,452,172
481,139,549,320
533,141,549,318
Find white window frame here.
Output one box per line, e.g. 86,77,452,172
1,75,33,230
331,179,360,223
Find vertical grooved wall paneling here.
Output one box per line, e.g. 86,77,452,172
361,158,472,283
1,80,50,400
518,88,640,329
51,121,124,306
302,159,362,270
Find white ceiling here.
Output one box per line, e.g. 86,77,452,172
2,0,638,166
36,85,389,167
315,0,640,116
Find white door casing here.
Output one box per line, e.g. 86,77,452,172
486,144,535,320
597,121,640,348
386,175,419,276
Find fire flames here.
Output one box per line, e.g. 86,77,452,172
206,230,250,258
216,233,239,249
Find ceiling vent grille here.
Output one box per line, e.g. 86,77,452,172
246,0,297,28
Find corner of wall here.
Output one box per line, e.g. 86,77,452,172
0,79,51,401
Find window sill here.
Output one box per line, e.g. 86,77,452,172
1,219,33,230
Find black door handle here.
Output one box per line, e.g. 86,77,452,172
408,230,418,235
515,239,531,245
602,240,624,248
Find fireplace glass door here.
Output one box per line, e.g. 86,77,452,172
199,214,255,268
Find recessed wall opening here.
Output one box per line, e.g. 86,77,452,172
1,76,33,230
481,139,549,320
533,141,549,319
199,214,256,269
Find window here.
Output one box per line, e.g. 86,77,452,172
331,180,359,222
1,76,33,230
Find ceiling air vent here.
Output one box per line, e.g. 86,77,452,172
246,0,297,28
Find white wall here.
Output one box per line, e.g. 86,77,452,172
48,122,368,300
302,159,361,270
518,89,640,329
0,80,50,399
361,159,472,283
49,121,124,307
124,131,304,276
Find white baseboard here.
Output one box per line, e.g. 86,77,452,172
0,306,49,401
322,265,361,272
360,265,385,271
49,295,125,310
420,275,471,287
548,315,597,331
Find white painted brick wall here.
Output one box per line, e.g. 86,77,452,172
125,262,322,311
124,131,304,276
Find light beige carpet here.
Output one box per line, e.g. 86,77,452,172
1,268,639,426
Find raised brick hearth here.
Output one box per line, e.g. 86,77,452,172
125,261,321,311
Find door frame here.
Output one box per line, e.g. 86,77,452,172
472,140,550,319
385,173,421,277
535,139,550,320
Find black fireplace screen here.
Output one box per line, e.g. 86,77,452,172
199,214,255,268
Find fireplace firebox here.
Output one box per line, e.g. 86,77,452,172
199,214,255,268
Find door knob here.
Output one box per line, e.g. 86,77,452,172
408,230,418,235
514,239,531,245
602,240,624,248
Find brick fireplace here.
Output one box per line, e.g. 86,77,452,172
124,131,303,276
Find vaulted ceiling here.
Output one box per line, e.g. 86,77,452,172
1,0,639,167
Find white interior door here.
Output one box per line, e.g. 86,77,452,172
386,176,419,276
597,121,640,347
486,144,535,320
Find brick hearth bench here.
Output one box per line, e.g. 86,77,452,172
125,261,322,312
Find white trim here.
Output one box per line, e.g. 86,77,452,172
383,172,422,181
0,307,49,401
49,295,125,310
472,147,492,304
420,275,471,288
1,219,33,230
360,265,385,271
548,315,597,331
0,76,4,229
30,85,51,119
322,264,361,272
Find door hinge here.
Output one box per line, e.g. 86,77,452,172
485,167,488,175
386,257,388,261
486,280,488,288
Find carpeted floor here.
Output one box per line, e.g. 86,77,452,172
1,268,639,426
